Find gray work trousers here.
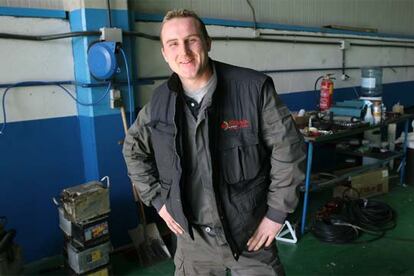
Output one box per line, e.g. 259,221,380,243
174,226,285,276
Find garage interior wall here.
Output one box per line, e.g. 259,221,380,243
1,0,413,263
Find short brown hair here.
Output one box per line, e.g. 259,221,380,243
160,9,210,44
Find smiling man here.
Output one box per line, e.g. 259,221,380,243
160,16,212,91
123,9,305,276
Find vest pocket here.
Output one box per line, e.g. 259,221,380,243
219,135,261,185
236,176,267,212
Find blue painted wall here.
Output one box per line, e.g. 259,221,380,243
280,80,414,111
0,116,84,261
0,114,138,262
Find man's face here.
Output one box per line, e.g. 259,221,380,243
161,17,211,83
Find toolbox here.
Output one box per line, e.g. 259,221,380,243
61,181,110,224
59,207,109,249
65,241,112,274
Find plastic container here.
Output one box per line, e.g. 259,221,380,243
361,67,383,98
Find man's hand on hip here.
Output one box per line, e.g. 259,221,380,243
158,205,184,235
247,217,282,251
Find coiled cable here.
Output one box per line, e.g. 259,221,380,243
311,216,359,244
311,198,396,244
347,199,396,231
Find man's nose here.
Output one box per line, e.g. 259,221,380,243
179,42,190,55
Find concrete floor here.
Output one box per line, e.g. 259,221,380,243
25,183,414,275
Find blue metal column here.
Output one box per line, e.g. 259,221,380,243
69,1,138,250
69,2,134,181
301,141,314,234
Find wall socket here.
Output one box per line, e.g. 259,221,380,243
110,88,122,109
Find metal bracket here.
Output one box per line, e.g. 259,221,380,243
276,221,298,244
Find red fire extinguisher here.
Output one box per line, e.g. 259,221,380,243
319,75,334,111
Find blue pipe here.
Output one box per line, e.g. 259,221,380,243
301,142,314,235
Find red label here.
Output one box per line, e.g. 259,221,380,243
220,119,250,131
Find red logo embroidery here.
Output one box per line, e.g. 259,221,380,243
220,119,250,131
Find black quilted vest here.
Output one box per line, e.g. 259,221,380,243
149,61,271,259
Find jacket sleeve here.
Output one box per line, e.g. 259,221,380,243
260,78,306,224
122,104,164,212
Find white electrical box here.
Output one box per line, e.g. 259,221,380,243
100,27,123,43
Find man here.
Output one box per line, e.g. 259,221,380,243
123,9,305,275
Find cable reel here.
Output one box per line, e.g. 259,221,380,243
86,28,134,126
87,41,120,80
87,27,123,80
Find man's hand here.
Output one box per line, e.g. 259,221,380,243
158,205,184,235
247,217,282,251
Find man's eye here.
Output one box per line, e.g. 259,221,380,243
168,42,178,47
189,38,198,43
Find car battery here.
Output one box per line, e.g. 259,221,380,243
65,241,111,274
59,208,110,249
61,181,110,224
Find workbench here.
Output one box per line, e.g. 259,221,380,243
299,114,414,234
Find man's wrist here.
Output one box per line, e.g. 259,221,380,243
151,196,163,212
265,207,286,224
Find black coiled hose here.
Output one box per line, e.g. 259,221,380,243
311,199,396,244
347,199,396,231
311,216,359,244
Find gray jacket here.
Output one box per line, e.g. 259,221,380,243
123,60,305,257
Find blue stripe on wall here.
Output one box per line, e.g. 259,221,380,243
0,7,66,19
382,81,414,108
0,114,137,263
280,80,414,112
0,116,84,262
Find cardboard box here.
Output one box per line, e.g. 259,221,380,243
333,168,389,199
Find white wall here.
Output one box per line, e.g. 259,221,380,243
0,0,126,11
133,0,414,36
1,1,413,35
135,21,414,106
0,16,76,123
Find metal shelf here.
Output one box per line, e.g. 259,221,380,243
299,113,413,235
304,114,413,143
335,148,403,160
298,152,402,192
